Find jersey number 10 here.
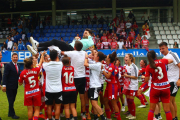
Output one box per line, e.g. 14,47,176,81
63,72,74,84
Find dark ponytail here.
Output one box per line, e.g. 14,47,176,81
98,52,106,62
147,50,157,69
109,51,117,63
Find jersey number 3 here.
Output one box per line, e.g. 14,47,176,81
63,72,74,84
155,67,164,80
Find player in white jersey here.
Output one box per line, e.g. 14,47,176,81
42,50,63,120
159,42,180,120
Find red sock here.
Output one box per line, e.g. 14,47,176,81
60,104,64,113
137,94,146,105
108,101,114,113
115,112,121,120
128,99,136,116
165,111,172,120
142,94,147,103
117,101,121,111
28,119,32,120
148,110,154,120
105,109,111,119
44,106,48,119
85,104,89,113
40,102,45,110
33,116,38,120
127,98,130,111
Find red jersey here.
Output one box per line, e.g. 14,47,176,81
130,31,135,38
139,67,146,82
127,36,133,43
142,39,149,46
18,66,41,98
101,36,107,42
132,24,138,29
134,42,139,48
105,63,116,84
118,66,124,86
96,43,103,49
108,39,112,43
61,66,76,92
102,42,110,49
115,66,119,84
121,31,126,37
112,36,118,41
145,59,170,90
111,42,117,49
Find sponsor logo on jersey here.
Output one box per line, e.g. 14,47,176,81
154,82,168,86
26,88,39,95
65,86,76,90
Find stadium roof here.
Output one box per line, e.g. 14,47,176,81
0,0,172,13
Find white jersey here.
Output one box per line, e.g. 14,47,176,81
163,51,180,83
89,62,102,88
126,63,138,90
64,51,86,78
43,61,63,93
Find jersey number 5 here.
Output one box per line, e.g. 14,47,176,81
28,76,36,88
155,67,164,80
63,72,74,84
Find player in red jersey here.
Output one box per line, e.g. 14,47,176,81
142,50,173,120
115,58,125,112
103,52,121,120
61,56,77,120
18,52,45,120
136,60,149,108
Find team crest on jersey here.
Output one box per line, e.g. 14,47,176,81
109,68,112,70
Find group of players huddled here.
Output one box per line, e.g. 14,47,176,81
18,29,180,120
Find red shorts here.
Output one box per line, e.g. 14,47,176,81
139,83,149,92
24,94,41,106
85,78,90,92
117,85,123,96
124,90,137,96
104,83,118,100
150,88,170,103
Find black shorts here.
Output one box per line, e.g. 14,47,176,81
62,91,77,104
45,92,63,105
74,77,86,94
88,87,101,101
170,82,179,97
100,84,104,92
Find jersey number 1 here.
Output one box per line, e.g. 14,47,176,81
155,67,164,80
63,72,74,84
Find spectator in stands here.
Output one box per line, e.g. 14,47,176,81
109,21,115,33
25,40,31,50
127,11,134,22
39,20,44,35
96,39,103,50
102,39,110,49
134,39,141,49
92,33,96,46
95,34,100,44
141,12,149,23
136,34,142,48
111,30,115,37
120,20,125,32
92,14,97,24
1,41,7,50
99,27,104,37
120,9,125,20
76,33,81,40
98,16,105,24
7,17,12,27
17,26,22,34
120,28,127,39
141,36,149,51
173,42,179,48
112,33,118,41
7,38,13,50
142,23,150,39
113,16,120,26
127,33,133,44
5,36,10,44
141,31,149,40
101,33,108,42
106,30,111,38
12,43,18,51
61,37,64,42
87,14,91,24
115,25,121,37
142,22,149,30
124,38,132,49
107,35,112,43
18,39,25,50
130,28,136,39
132,21,138,34
111,38,118,51
117,39,125,50
126,20,132,35
11,34,14,41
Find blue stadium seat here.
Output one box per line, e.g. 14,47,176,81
82,28,86,32
54,37,59,40
67,29,71,33
93,24,97,28
83,25,87,28
34,37,38,40
49,37,54,41
74,25,77,29
35,33,40,38
78,25,82,28
32,33,36,37
45,26,49,29
45,33,50,37
98,24,102,28
33,30,37,33
77,29,81,33
71,33,76,37
61,33,65,37
88,24,92,28
43,29,47,33
80,33,83,36
72,29,76,33
69,25,73,29
27,33,31,38
62,29,66,33
40,34,45,37
103,24,107,28
64,37,69,41
50,26,54,29
52,29,56,33
38,37,43,42
59,25,63,29
43,37,48,42
70,37,74,41
57,29,61,33
64,25,68,29
56,33,61,37
36,26,39,30
66,33,70,37
54,25,59,29
37,30,40,33
47,29,51,33
51,33,55,37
